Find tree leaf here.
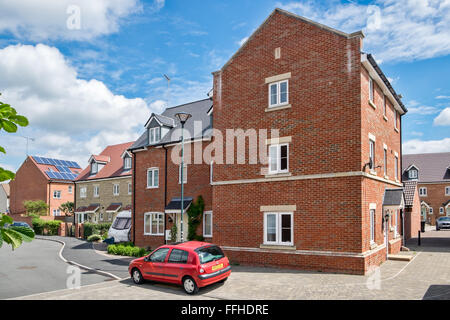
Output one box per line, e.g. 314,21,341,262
9,226,35,242
0,168,15,182
10,115,29,127
0,214,13,225
0,119,18,133
1,228,22,250
0,146,5,154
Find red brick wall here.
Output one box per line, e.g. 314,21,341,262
133,141,212,249
9,157,48,215
405,185,421,240
418,183,450,225
48,182,75,217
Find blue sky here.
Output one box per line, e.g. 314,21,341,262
0,0,450,172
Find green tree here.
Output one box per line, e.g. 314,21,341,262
0,93,29,182
59,201,74,216
24,200,49,218
0,93,34,250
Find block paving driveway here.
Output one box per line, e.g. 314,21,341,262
7,230,450,300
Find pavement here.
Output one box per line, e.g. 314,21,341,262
0,238,110,299
11,230,450,300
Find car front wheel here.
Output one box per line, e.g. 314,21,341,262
183,277,199,295
132,268,144,284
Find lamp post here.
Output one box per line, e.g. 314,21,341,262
175,112,192,242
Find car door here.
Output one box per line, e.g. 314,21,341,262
142,248,170,281
164,249,190,283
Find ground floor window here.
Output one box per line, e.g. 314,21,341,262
370,209,375,243
53,209,61,216
264,212,293,246
76,213,87,224
203,211,213,238
144,212,164,236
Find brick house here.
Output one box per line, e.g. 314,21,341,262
402,152,450,225
74,142,134,225
210,8,408,275
130,99,213,249
9,156,81,216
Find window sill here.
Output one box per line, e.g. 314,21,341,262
265,104,291,112
369,100,377,109
383,115,388,121
265,172,292,179
384,175,389,180
370,242,377,250
144,233,164,237
260,244,296,250
369,170,377,176
147,186,159,189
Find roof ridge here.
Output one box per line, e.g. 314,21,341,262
164,98,212,110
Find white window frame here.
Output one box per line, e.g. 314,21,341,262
440,207,444,215
369,139,375,171
203,211,213,238
446,186,450,196
179,164,187,184
80,187,87,198
394,110,398,130
113,184,120,196
268,80,289,108
93,185,100,198
394,155,399,181
268,143,289,174
408,169,418,179
53,209,61,216
383,95,387,117
100,213,104,220
91,161,98,175
124,156,132,170
68,185,73,194
370,209,375,244
53,190,61,199
263,212,293,246
144,212,164,236
147,168,159,189
369,77,374,103
77,213,87,224
419,187,427,197
430,207,434,215
128,182,132,195
149,127,161,144
383,147,387,177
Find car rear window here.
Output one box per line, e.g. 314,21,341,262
195,245,225,264
168,249,189,264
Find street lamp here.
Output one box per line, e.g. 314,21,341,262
175,112,192,242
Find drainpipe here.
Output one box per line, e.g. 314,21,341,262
74,182,77,227
163,145,168,244
132,150,136,244
48,181,51,216
401,209,405,247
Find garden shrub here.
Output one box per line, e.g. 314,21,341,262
31,218,62,236
83,222,111,239
87,234,102,242
107,243,148,257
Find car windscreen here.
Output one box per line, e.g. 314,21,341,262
195,245,225,264
112,218,131,230
439,217,450,221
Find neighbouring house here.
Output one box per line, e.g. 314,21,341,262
130,99,213,249
403,180,421,240
0,183,10,213
74,142,134,226
402,152,450,225
210,8,407,275
130,8,409,275
9,156,80,216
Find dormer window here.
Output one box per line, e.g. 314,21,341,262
149,127,161,144
124,156,132,170
408,168,418,179
91,162,98,175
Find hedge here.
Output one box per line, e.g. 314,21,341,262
83,222,111,239
87,234,102,242
107,243,148,257
31,218,62,236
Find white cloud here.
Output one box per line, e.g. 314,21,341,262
0,0,144,41
0,43,159,166
436,95,450,99
277,0,450,62
407,105,440,115
403,138,450,154
434,107,450,126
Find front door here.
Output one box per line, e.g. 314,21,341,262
142,248,170,281
421,207,427,222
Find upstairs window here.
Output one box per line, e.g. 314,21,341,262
80,187,87,198
383,95,387,117
91,162,98,175
383,147,387,177
445,186,450,196
369,77,374,103
149,127,161,144
369,139,375,171
268,144,289,174
394,155,399,180
124,156,132,170
53,190,61,199
419,187,427,196
93,185,99,198
113,184,120,196
394,110,398,130
268,80,289,108
147,168,159,188
68,185,73,194
408,169,418,179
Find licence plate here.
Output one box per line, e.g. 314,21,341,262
212,264,223,271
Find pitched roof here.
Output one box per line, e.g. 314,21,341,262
403,181,417,207
76,141,135,181
30,156,81,182
130,98,213,151
383,188,405,207
0,183,10,197
402,152,450,183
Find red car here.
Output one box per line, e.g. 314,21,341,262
128,241,231,294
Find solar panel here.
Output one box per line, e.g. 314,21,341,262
40,157,50,165
55,159,64,166
60,160,70,167
33,156,42,163
61,172,71,180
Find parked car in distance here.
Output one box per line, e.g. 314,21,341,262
9,221,32,229
108,211,131,243
436,217,450,230
128,241,231,294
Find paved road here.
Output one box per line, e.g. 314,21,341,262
49,236,133,279
14,230,450,300
0,238,110,299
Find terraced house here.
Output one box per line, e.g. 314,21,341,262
210,8,409,275
75,142,134,225
402,152,450,225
